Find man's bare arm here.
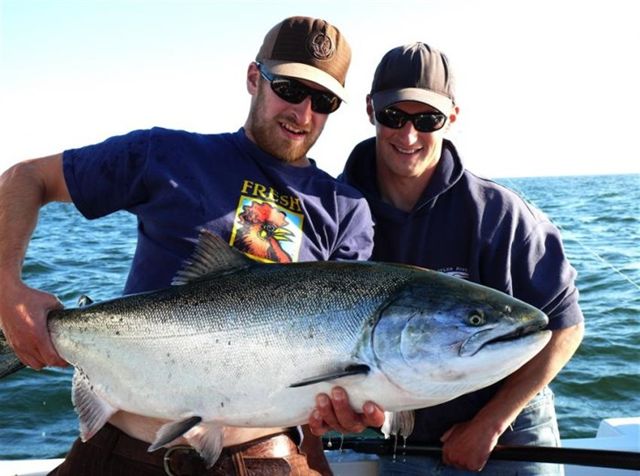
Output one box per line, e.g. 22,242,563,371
0,154,71,368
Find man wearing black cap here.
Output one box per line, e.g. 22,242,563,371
310,43,584,475
0,16,372,475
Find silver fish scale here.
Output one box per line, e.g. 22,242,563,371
50,261,414,340
46,261,420,421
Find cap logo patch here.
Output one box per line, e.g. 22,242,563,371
307,32,334,60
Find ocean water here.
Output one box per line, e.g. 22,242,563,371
0,174,638,460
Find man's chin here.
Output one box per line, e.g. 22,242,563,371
248,122,314,163
266,140,312,163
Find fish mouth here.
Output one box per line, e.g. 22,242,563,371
459,320,546,357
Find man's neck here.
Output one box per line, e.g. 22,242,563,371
288,156,312,168
377,166,436,213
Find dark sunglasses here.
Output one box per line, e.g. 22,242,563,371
257,63,341,115
375,107,447,133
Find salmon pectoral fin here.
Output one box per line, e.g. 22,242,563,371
289,364,370,388
71,369,117,441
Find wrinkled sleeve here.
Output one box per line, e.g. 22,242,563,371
511,221,584,330
331,197,374,261
63,130,151,219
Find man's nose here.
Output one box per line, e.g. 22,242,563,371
399,120,420,142
290,96,314,122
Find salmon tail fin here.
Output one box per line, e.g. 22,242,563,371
0,330,25,379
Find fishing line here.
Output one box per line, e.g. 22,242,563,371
501,178,640,293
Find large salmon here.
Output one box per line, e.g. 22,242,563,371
0,231,550,465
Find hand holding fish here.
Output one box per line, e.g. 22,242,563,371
0,280,67,369
309,386,385,435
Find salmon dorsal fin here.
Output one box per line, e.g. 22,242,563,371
172,230,254,286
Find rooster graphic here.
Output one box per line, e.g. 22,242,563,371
235,201,294,263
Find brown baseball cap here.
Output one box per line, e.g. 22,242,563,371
370,42,455,114
256,16,351,101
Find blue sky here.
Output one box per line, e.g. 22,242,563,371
2,0,639,178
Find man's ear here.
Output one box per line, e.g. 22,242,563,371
366,95,375,125
448,105,460,125
246,62,260,95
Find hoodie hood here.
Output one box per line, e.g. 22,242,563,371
341,137,465,219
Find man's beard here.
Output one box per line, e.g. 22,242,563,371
246,87,322,163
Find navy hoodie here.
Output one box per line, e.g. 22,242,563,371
341,137,584,442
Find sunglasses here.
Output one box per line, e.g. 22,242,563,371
375,107,447,133
257,63,341,115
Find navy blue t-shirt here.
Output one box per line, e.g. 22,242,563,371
63,127,374,294
342,137,584,443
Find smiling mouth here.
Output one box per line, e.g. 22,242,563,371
393,144,422,155
280,122,307,137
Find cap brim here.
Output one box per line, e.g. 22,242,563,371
371,88,453,115
261,60,348,102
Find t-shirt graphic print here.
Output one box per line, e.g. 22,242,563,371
230,189,304,263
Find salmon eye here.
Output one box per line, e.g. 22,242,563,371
467,310,485,326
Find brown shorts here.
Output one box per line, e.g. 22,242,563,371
48,424,322,476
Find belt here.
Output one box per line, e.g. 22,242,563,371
89,423,302,475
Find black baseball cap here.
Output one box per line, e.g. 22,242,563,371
370,42,455,114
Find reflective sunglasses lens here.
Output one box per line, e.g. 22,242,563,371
271,79,307,104
271,79,340,114
311,93,341,114
377,108,447,132
376,109,406,129
414,113,447,132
